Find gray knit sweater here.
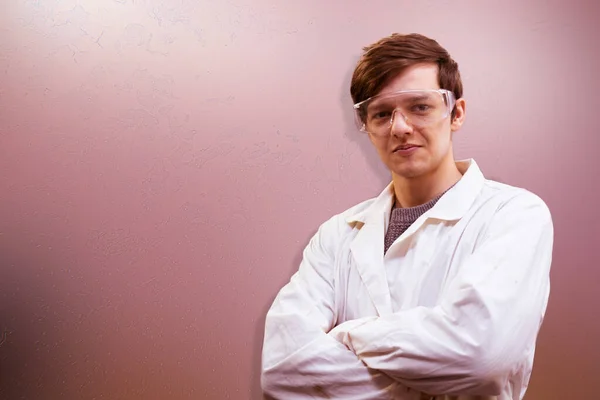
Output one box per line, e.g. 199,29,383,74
384,190,448,254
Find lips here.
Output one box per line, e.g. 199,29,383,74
393,144,421,152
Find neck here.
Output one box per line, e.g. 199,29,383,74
392,158,462,208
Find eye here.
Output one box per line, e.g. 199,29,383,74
412,104,430,113
372,111,391,119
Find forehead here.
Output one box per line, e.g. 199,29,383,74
378,63,440,96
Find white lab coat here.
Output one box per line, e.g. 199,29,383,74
261,159,554,400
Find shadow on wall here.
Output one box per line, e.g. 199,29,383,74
250,230,313,400
251,302,268,400
252,305,269,400
0,237,74,399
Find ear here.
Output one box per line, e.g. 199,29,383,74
450,98,466,132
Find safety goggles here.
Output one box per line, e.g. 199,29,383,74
353,89,456,136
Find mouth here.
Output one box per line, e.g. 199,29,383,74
393,144,422,152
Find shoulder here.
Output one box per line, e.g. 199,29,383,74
478,179,553,225
326,196,378,227
312,197,378,246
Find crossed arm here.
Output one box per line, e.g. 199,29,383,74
261,193,554,399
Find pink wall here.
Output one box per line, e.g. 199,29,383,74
1,1,598,399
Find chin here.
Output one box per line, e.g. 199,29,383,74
393,167,425,179
402,171,425,179
390,161,429,179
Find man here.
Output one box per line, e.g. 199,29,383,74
260,33,553,400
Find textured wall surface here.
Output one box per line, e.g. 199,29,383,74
0,1,599,399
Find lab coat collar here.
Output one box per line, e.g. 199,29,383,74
346,159,485,225
345,159,486,316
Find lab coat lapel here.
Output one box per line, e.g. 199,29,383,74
349,215,393,316
345,158,486,317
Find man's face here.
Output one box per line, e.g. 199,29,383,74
366,63,466,180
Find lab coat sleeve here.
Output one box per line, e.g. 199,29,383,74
261,216,408,399
331,192,554,396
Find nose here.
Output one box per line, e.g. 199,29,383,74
390,109,413,136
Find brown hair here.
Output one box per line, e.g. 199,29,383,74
350,33,463,117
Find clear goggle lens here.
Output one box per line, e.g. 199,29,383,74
353,89,456,135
